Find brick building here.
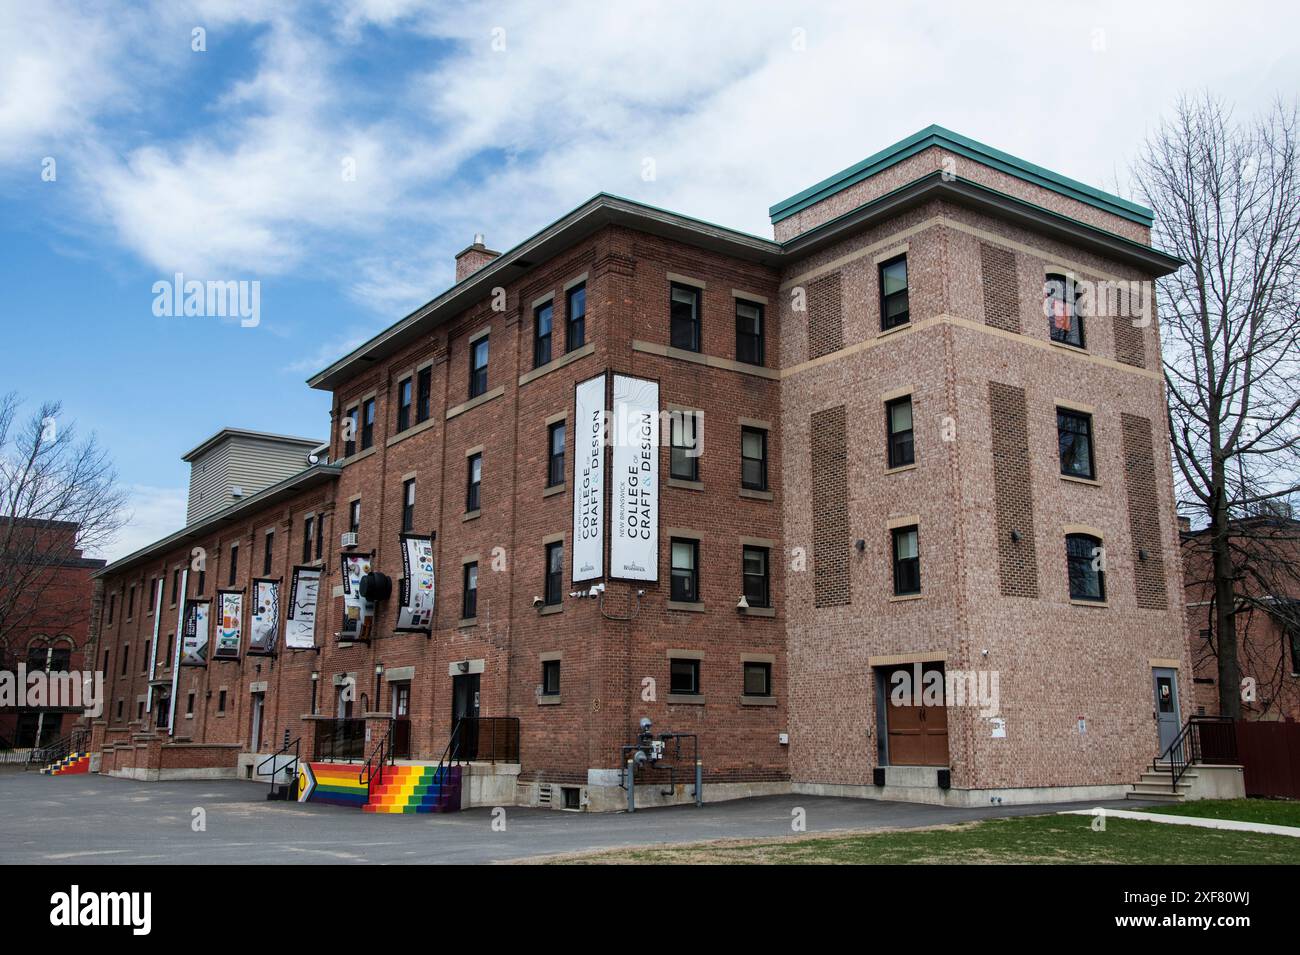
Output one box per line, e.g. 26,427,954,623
0,519,106,749
89,126,1189,807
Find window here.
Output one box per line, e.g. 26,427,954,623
670,658,700,695
742,546,770,608
542,659,561,696
116,699,123,721
466,453,482,512
402,480,416,532
462,562,478,619
547,421,565,488
302,515,315,563
670,538,699,603
361,398,375,450
315,517,324,560
349,500,361,534
416,367,432,423
107,593,116,625
469,336,489,398
880,254,909,330
102,648,110,674
170,568,180,606
146,578,155,612
886,396,914,469
670,283,701,352
735,298,764,365
534,300,553,368
137,701,144,721
892,525,920,596
670,412,700,481
120,645,128,676
1057,409,1095,479
218,689,227,714
343,406,358,457
743,661,772,697
396,377,412,432
263,531,274,575
741,427,768,491
566,283,586,350
186,692,195,718
128,585,136,619
544,541,563,606
196,567,206,595
1066,533,1105,602
164,633,173,667
228,543,238,586
1046,273,1084,348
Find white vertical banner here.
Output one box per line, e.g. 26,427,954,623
610,374,659,581
572,373,606,582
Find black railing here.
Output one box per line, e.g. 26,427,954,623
358,722,394,803
256,736,301,800
27,727,89,770
1153,715,1236,792
444,716,519,765
312,719,367,761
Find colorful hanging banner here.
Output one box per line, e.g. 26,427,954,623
285,566,321,650
572,373,606,582
213,590,243,659
180,599,211,666
610,374,659,581
340,552,374,641
248,578,280,654
395,533,436,632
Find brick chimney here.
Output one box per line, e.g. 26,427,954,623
454,234,501,282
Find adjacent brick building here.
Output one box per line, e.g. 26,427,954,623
89,126,1190,807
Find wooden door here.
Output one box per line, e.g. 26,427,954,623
884,664,950,767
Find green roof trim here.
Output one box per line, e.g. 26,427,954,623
769,125,1153,227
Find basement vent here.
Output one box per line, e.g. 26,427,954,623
537,784,553,806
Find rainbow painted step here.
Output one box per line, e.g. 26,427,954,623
42,752,90,776
362,764,462,814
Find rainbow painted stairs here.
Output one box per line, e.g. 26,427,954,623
301,762,463,813
42,752,90,775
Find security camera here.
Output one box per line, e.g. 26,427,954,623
531,596,544,608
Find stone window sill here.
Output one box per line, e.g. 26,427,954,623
667,694,705,705
1061,474,1100,487
1069,599,1109,608
889,593,923,602
537,695,562,706
446,385,505,421
462,510,481,522
884,463,917,476
543,483,566,498
666,601,705,613
740,695,777,707
458,618,477,629
667,478,704,491
741,606,776,617
740,487,773,501
539,604,563,615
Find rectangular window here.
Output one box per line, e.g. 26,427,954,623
462,562,478,619
402,479,416,532
534,300,553,368
120,645,128,676
735,298,764,365
742,546,770,608
670,283,701,352
670,658,700,695
542,659,561,696
315,515,323,560
566,283,586,350
547,421,565,488
469,336,489,398
343,406,358,457
741,427,768,491
1057,409,1095,479
466,453,482,512
416,366,432,423
880,254,909,330
186,692,195,718
147,578,156,612
886,396,915,469
263,531,274,575
302,515,315,563
892,525,921,596
670,412,700,481
164,633,173,667
107,593,116,625
116,699,123,721
1046,274,1084,348
196,567,205,595
743,661,772,697
670,538,699,603
128,585,136,619
171,568,180,606
218,689,227,714
137,701,144,722
545,541,563,606
228,543,238,586
349,500,361,534
396,377,412,432
361,398,375,450
102,648,110,674
1066,533,1106,601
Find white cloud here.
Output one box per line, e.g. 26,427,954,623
99,484,188,563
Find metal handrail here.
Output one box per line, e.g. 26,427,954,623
256,736,301,798
358,723,394,802
27,727,88,771
1153,715,1235,792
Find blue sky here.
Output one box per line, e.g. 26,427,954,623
2,0,1297,559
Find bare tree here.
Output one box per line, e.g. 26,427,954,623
0,392,128,653
1133,95,1300,718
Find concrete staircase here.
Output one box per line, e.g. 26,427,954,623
42,752,90,776
362,764,462,814
1127,762,1192,802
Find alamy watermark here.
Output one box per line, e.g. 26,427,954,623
889,663,1000,717
152,273,260,327
0,665,103,718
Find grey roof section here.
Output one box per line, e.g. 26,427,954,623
181,428,324,462
309,185,1181,393
95,464,341,579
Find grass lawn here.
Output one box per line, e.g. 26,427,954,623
1143,798,1300,827
549,814,1300,864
